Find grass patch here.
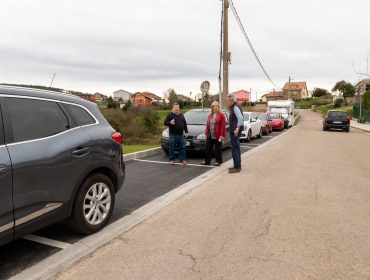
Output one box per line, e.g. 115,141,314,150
313,105,353,117
122,144,160,155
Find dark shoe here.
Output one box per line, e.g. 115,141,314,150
181,160,188,166
169,160,175,165
228,167,235,170
200,162,210,165
228,168,241,173
214,162,221,166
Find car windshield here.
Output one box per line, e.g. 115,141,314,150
328,111,347,118
184,111,210,125
269,113,280,119
257,114,268,120
270,107,288,114
243,113,250,121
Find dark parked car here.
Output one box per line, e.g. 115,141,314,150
161,109,230,155
0,86,125,246
323,110,350,132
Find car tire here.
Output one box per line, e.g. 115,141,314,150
68,174,115,234
246,130,252,142
346,127,350,132
257,129,262,138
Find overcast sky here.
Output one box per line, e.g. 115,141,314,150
0,0,369,99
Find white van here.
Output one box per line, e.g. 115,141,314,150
267,100,295,128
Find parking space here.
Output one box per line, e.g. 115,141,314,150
0,130,287,279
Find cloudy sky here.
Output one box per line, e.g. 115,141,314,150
0,0,369,99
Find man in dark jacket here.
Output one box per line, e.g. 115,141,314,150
164,103,188,165
227,94,244,173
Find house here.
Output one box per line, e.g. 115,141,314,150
113,89,132,102
282,81,308,99
76,93,96,102
177,94,193,104
232,90,251,104
262,91,285,102
94,92,108,102
355,79,370,96
131,92,161,105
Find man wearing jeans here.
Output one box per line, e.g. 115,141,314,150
227,94,244,173
164,103,189,165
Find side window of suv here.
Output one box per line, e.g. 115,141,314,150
6,98,69,143
64,104,96,126
0,105,4,145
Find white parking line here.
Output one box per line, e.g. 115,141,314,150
134,159,215,168
240,145,257,148
22,234,71,250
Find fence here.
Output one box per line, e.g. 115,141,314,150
353,103,370,122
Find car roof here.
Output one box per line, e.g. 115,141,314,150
328,110,347,113
188,108,211,112
0,85,92,107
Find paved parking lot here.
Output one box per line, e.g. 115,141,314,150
0,130,286,280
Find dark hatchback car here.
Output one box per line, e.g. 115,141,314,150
0,86,125,246
161,109,230,155
323,110,350,132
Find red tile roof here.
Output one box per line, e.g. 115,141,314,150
264,91,284,97
232,90,251,101
282,82,307,91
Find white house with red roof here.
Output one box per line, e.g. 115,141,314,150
232,89,251,104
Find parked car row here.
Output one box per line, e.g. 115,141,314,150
0,86,126,246
161,109,291,153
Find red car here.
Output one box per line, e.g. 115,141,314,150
257,113,272,135
268,112,285,131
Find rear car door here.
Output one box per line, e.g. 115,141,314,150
3,96,94,238
0,99,14,246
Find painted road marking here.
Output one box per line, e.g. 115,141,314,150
22,234,71,250
134,159,215,168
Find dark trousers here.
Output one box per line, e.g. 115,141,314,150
230,134,241,169
204,137,222,164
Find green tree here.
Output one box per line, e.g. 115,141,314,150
312,88,329,97
168,89,178,106
332,81,355,98
363,90,370,110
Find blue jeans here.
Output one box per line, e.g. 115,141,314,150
169,134,186,161
230,134,241,169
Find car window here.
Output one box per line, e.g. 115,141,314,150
65,104,96,126
184,111,210,125
0,105,4,145
258,114,268,120
269,113,280,119
328,111,347,118
6,98,69,143
243,113,249,121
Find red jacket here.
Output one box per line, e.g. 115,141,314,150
205,112,226,138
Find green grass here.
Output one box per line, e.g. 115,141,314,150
156,109,190,124
313,104,353,117
122,144,160,155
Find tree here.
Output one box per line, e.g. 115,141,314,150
312,88,329,97
332,81,355,98
363,90,370,110
168,89,178,106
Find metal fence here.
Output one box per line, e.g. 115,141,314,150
353,104,370,122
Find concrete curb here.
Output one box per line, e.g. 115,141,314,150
11,129,294,280
350,123,370,133
122,147,162,162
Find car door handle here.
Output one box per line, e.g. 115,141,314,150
0,165,7,174
71,147,90,157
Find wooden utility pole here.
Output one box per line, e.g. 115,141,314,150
222,0,229,108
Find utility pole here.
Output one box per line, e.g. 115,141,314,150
222,0,229,109
49,73,56,88
288,76,291,100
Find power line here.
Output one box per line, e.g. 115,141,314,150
228,0,280,90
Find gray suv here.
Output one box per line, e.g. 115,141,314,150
0,86,125,246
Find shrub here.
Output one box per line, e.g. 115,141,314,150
333,98,344,108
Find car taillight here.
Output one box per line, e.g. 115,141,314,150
325,115,328,120
112,132,122,144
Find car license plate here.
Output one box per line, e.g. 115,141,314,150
333,121,342,124
186,141,190,147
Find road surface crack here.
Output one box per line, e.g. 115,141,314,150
178,249,199,273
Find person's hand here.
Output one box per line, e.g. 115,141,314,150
219,136,225,142
170,119,175,125
234,128,239,136
184,133,189,138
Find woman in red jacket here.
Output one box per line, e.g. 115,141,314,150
202,101,226,166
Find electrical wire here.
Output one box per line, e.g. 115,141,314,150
229,0,280,90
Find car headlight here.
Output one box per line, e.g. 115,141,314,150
196,134,206,140
162,129,169,138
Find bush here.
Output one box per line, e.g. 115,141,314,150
363,90,370,110
138,106,160,134
333,98,344,108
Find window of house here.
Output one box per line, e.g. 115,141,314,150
6,98,70,143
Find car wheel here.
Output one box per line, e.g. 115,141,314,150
323,126,326,131
257,129,262,138
246,130,252,142
346,127,350,132
69,174,115,234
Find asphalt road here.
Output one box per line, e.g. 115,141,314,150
54,110,370,280
0,130,285,279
